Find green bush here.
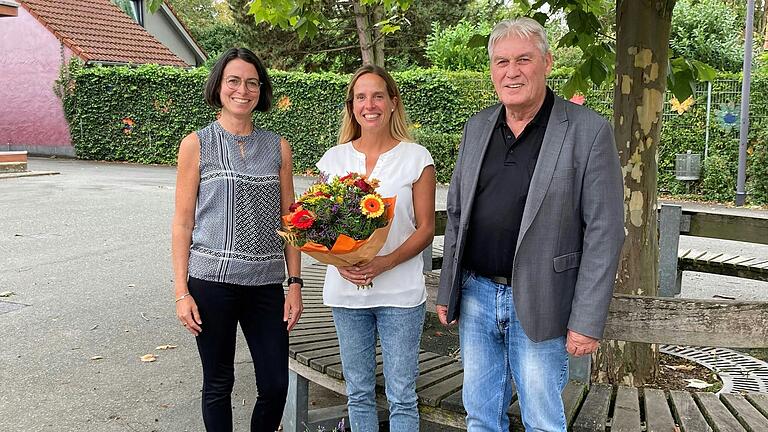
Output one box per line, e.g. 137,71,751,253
700,154,736,201
671,0,744,72
412,128,461,184
60,63,768,204
425,20,492,72
748,138,768,203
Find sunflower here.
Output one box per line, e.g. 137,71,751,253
360,194,385,218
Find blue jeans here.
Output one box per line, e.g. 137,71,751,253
460,272,568,432
332,303,425,432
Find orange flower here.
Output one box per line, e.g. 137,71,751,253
291,209,315,229
360,194,385,218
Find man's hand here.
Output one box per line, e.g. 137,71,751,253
436,305,457,326
566,330,599,356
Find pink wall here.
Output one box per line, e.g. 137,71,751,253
0,6,74,154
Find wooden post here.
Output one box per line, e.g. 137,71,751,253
281,370,309,432
568,354,592,384
658,204,683,297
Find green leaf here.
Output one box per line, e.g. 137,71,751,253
468,33,490,49
380,24,401,34
147,0,163,13
532,12,548,26
562,71,586,98
691,60,717,82
589,58,609,85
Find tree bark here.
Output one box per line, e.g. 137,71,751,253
372,5,385,67
592,0,676,386
353,1,375,65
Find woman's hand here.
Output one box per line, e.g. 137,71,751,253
284,285,303,331
176,294,202,336
337,266,369,286
338,256,395,286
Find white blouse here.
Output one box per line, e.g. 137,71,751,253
316,141,435,308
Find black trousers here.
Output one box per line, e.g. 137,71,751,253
188,277,288,432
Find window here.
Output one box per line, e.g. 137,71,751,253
112,0,144,26
129,0,144,26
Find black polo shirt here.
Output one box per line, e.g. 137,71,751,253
462,88,555,279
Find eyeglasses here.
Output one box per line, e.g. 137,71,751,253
225,76,261,93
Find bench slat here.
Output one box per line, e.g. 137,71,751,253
730,257,760,266
439,388,465,414
291,322,336,332
290,339,339,355
572,383,611,432
644,388,676,432
695,392,745,432
415,354,456,375
689,250,709,260
296,347,343,366
290,327,337,337
721,393,768,431
603,295,768,348
309,353,342,373
563,381,588,426
746,393,768,417
289,332,339,345
669,390,712,432
418,372,465,407
610,386,641,432
415,362,464,392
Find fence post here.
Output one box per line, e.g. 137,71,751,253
659,204,683,297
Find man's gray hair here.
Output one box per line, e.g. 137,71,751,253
487,17,550,58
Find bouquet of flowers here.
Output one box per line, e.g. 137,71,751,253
278,172,396,270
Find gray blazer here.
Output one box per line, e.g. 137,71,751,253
436,96,625,342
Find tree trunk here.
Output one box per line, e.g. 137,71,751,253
372,5,385,67
592,0,676,386
353,1,375,65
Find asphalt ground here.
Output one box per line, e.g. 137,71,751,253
1,157,767,432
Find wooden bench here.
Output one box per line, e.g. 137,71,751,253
0,151,28,173
282,262,768,431
658,204,768,296
427,206,768,294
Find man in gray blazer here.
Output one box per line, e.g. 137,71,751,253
436,17,624,431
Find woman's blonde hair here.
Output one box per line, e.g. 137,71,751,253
338,65,413,144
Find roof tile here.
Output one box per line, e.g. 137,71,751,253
21,0,188,66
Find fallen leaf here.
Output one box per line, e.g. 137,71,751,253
90,325,99,331
155,345,177,350
664,364,696,371
127,284,135,288
434,331,443,337
90,355,104,361
140,312,150,321
0,291,14,297
713,294,736,300
140,354,157,362
685,378,714,389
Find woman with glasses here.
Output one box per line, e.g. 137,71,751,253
315,65,436,431
171,47,303,432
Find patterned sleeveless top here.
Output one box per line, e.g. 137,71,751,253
188,121,285,286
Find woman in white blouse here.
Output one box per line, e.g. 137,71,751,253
316,64,436,431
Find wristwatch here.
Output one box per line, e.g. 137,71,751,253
286,276,304,288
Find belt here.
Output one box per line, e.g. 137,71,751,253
485,275,512,286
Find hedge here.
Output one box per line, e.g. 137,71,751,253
60,62,768,204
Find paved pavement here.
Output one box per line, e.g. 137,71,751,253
1,157,767,431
